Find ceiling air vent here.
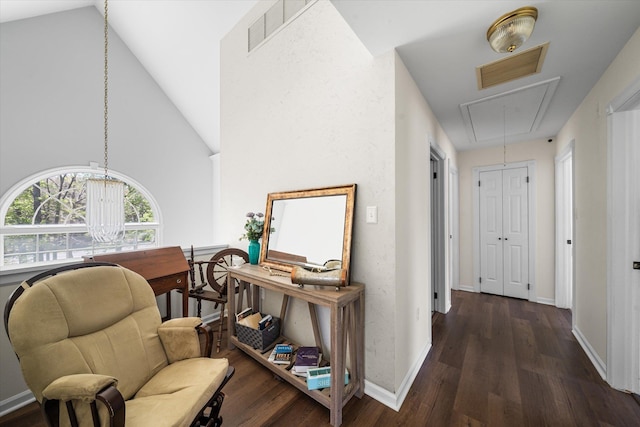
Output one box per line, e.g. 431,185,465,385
476,42,550,89
248,0,316,52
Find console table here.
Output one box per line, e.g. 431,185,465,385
86,246,189,319
226,264,364,427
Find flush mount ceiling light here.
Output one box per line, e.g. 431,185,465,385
487,6,538,53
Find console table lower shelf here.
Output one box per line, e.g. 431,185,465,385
229,337,359,409
227,264,364,427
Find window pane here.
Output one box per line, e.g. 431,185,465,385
2,169,160,267
125,186,154,222
3,230,159,266
3,235,36,265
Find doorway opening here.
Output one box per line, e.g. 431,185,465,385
430,144,446,314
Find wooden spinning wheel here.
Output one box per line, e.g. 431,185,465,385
188,248,250,353
206,248,249,296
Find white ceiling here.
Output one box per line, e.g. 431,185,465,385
2,0,639,152
0,0,258,154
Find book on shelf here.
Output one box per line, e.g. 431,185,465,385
236,307,253,322
237,312,262,329
258,314,273,330
268,344,293,365
293,346,320,374
274,344,293,354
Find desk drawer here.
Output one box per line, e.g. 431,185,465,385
149,273,186,295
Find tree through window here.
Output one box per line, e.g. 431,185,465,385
1,168,160,267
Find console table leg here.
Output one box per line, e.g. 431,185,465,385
330,304,345,426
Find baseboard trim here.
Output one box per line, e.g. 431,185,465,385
458,284,475,293
573,326,606,380
0,390,35,418
536,296,555,306
364,341,432,411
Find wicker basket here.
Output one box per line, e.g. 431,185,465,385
235,316,280,352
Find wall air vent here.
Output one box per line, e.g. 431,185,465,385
476,43,550,90
248,0,317,52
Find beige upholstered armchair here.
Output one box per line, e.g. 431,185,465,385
4,262,234,427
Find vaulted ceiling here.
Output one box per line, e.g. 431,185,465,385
2,0,639,152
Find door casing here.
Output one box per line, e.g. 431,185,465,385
430,143,447,313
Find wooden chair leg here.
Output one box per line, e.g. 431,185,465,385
217,302,225,353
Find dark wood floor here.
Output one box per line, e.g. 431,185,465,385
2,290,639,426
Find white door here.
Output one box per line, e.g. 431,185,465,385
480,167,529,299
480,170,503,295
633,111,640,394
607,108,640,394
502,168,529,299
555,145,574,309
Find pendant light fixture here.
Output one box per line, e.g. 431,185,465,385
86,0,125,243
487,6,538,53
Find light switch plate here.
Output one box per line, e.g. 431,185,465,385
366,206,378,224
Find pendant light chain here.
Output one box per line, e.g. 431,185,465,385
87,0,125,244
503,105,507,166
103,0,109,179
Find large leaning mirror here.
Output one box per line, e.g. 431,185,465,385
260,184,356,284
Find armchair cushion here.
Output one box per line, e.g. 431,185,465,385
128,358,229,427
158,317,203,363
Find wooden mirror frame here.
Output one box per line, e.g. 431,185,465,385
259,184,356,284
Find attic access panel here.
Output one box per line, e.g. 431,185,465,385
460,77,560,143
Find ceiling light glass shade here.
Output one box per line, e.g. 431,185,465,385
487,7,538,53
86,178,125,243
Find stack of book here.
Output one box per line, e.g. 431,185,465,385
268,344,293,365
236,308,273,330
292,346,320,376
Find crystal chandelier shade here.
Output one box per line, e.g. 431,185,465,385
86,178,125,243
487,7,538,53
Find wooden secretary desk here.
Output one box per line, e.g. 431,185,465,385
85,246,189,319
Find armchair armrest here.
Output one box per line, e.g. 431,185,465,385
158,317,211,362
42,374,124,427
42,374,118,403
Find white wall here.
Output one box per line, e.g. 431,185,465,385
220,0,397,392
394,51,457,395
457,139,557,303
555,27,640,366
0,7,216,248
220,0,458,405
0,7,217,407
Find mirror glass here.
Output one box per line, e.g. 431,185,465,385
260,184,356,282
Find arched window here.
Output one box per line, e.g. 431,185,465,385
0,167,161,267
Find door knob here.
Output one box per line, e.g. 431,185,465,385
634,261,640,270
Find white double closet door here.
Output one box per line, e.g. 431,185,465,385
480,167,529,299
